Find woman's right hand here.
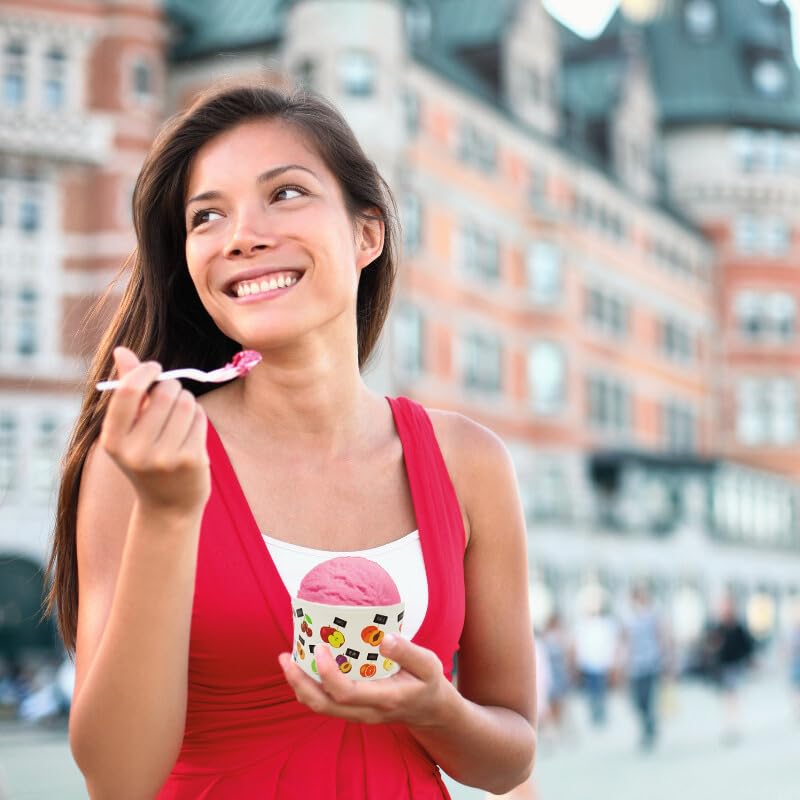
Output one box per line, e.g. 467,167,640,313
99,346,211,517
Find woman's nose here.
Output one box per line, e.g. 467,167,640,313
223,208,277,258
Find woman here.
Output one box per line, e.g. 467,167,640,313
45,82,536,799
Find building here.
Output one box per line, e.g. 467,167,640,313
1,0,798,659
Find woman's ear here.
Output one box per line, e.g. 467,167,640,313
355,211,385,271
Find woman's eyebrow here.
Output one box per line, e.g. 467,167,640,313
185,164,319,209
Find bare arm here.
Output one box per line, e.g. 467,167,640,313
69,349,210,800
407,414,536,792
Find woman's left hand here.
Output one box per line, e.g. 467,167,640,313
278,633,454,727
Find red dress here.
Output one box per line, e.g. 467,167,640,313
157,397,466,799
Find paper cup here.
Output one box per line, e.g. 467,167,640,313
290,597,405,682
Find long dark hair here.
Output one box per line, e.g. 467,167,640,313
45,81,399,652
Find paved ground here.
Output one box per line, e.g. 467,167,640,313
0,669,797,799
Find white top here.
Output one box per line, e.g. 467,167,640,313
262,530,429,641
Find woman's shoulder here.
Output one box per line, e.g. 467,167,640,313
424,406,511,467
423,406,518,531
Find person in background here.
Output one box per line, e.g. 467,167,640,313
573,596,620,727
541,612,572,741
705,594,756,745
621,586,668,751
787,603,800,723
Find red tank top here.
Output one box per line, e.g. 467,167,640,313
157,397,466,799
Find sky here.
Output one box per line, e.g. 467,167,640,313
544,0,800,63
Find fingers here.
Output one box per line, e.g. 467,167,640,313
131,379,184,444
278,652,383,724
378,634,443,683
112,346,141,378
101,358,163,447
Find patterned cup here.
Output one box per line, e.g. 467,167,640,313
290,597,405,682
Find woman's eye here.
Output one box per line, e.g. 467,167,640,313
190,209,222,228
274,185,305,201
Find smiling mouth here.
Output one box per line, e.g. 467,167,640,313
229,270,303,298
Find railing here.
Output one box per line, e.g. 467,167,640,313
0,109,113,164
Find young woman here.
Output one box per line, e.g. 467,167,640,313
46,82,536,799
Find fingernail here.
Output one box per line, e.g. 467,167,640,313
383,633,397,649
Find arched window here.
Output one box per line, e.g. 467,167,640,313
529,342,566,415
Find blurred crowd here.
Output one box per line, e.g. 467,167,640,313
485,587,800,800
0,655,73,726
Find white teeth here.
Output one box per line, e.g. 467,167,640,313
233,273,301,297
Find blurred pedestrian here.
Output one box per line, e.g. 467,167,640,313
704,594,755,744
787,604,800,722
622,586,668,751
574,597,620,727
542,612,572,738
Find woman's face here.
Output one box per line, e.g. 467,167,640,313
183,119,382,355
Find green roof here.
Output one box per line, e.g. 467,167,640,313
601,1,800,129
166,0,288,60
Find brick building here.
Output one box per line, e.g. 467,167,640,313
1,0,798,656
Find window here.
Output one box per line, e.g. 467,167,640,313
458,122,496,172
684,0,718,39
529,466,568,522
132,60,153,100
752,58,788,97
735,291,763,337
737,378,798,445
587,375,632,432
734,215,790,256
19,195,40,234
529,342,566,415
403,89,420,135
463,331,502,392
392,305,424,375
294,58,316,91
16,286,37,356
526,242,561,304
3,41,25,107
32,416,61,503
339,51,375,97
0,414,17,495
44,47,66,110
739,291,797,340
585,286,629,337
400,192,422,256
773,380,797,444
661,319,694,362
663,402,696,452
529,166,547,209
460,226,499,282
769,292,795,339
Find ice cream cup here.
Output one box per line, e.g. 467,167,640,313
290,597,405,682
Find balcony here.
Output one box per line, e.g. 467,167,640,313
0,108,114,164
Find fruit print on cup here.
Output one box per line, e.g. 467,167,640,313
335,655,352,673
361,625,384,646
359,663,377,678
320,626,345,648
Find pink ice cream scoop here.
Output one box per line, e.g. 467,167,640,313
225,349,262,375
297,556,401,606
